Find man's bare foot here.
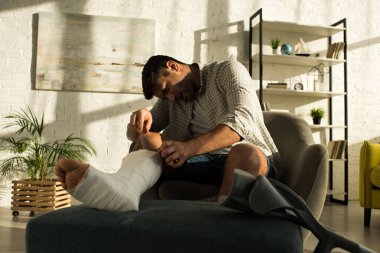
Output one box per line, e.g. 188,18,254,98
55,159,90,192
139,132,163,151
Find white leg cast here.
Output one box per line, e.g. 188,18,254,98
70,150,162,212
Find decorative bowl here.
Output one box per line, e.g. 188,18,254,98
281,43,293,55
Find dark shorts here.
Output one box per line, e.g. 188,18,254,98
159,153,271,186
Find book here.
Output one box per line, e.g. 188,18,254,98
262,102,271,111
332,141,339,159
267,83,288,86
335,42,345,59
326,43,337,58
327,140,347,159
332,43,339,59
327,142,334,158
266,82,287,89
327,42,345,59
266,85,288,89
336,140,347,159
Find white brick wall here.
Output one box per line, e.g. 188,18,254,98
0,0,379,206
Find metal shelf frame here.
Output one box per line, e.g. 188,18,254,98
249,9,348,205
328,18,348,205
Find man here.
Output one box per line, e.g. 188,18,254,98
128,55,282,197
55,55,282,210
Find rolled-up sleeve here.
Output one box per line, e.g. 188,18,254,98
218,61,262,140
150,99,170,133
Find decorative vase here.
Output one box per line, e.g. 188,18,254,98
313,118,322,125
11,179,71,217
281,43,293,55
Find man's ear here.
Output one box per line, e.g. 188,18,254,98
166,60,180,72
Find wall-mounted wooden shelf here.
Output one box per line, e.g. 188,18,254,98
260,88,346,98
252,54,345,67
252,20,345,37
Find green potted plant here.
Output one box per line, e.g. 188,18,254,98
270,38,281,54
0,107,97,216
310,107,325,125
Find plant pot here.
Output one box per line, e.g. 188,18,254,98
272,48,279,54
313,118,322,125
11,179,71,217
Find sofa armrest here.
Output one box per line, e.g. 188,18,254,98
360,141,380,208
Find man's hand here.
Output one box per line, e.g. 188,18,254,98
130,109,153,134
55,159,90,192
158,141,194,168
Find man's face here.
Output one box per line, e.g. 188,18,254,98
153,64,197,102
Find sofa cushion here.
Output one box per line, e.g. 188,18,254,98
26,200,302,253
372,190,380,208
370,165,380,188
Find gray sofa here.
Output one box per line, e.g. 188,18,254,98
26,112,328,253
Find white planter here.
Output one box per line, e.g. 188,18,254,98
272,48,279,54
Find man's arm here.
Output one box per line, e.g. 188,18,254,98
188,124,240,155
127,99,169,142
217,60,263,142
159,124,240,167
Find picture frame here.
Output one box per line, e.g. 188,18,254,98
35,12,155,94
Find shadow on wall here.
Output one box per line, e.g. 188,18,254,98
193,21,248,64
44,98,148,133
0,97,148,139
193,0,248,65
0,0,153,164
348,36,380,51
0,0,55,11
31,13,38,89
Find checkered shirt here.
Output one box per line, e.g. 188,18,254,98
148,60,283,177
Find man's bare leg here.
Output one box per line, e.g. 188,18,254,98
135,132,162,151
55,133,163,211
56,132,163,192
56,149,162,211
132,132,164,199
218,143,268,201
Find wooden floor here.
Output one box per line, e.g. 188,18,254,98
305,201,380,252
0,200,379,253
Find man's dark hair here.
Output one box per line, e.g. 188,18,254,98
142,55,185,100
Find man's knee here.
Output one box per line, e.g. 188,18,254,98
227,144,267,176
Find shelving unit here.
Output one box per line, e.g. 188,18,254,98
257,88,346,98
252,54,345,67
249,9,348,205
251,20,345,36
310,125,347,130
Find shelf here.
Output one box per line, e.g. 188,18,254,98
252,20,345,37
326,190,347,196
250,10,348,205
253,54,345,67
310,125,347,130
260,88,346,98
328,159,347,162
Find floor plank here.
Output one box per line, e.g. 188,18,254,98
304,201,380,252
0,208,28,253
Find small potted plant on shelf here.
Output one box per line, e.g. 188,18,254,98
0,107,97,216
270,38,281,54
310,107,325,125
